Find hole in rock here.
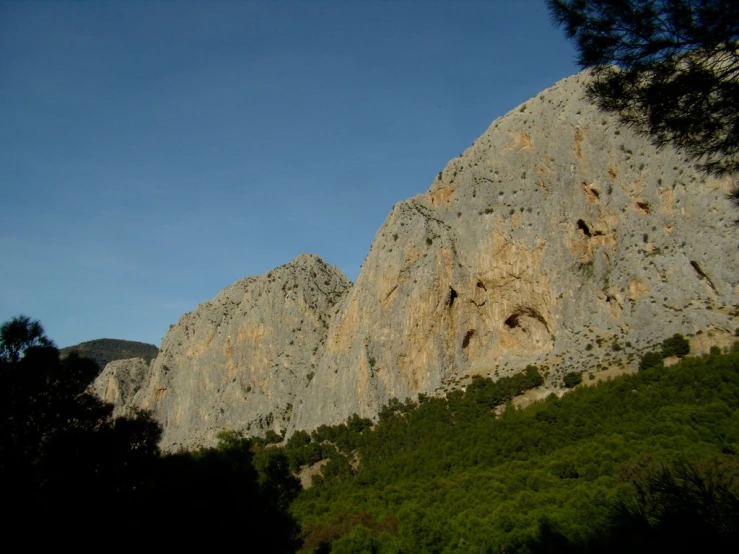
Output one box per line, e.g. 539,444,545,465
504,314,520,329
576,219,591,237
462,330,475,349
636,202,651,214
476,281,486,291
448,287,458,307
502,308,554,351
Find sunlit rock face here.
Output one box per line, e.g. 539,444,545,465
98,254,351,450
288,71,738,433
91,357,151,411
95,71,738,448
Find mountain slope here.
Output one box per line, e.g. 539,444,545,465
95,254,351,450
94,70,739,448
289,70,738,433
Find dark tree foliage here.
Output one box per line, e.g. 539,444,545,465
0,315,54,365
563,370,584,388
0,337,162,543
60,338,158,371
547,0,739,189
661,333,691,358
533,459,739,553
639,350,665,370
608,460,739,552
0,316,300,550
149,434,302,551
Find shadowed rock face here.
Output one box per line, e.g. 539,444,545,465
287,71,738,433
95,71,739,448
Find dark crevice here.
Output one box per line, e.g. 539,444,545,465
576,219,592,237
504,308,551,334
462,330,475,349
504,314,520,329
448,287,458,307
690,260,718,293
476,281,487,291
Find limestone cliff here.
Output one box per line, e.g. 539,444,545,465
95,70,738,448
92,357,151,411
104,254,350,450
288,71,738,433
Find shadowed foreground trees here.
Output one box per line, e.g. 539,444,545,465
0,314,54,365
0,316,300,550
532,459,739,554
0,323,162,541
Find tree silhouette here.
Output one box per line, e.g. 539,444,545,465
0,316,301,549
0,315,54,365
0,316,162,543
547,0,739,193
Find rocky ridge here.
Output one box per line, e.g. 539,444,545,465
95,70,738,449
288,70,738,432
96,254,350,450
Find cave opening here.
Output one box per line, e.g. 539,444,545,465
576,219,592,237
448,286,458,307
504,314,520,329
462,329,475,349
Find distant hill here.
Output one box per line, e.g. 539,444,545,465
60,339,158,370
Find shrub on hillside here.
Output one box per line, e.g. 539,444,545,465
661,333,690,358
563,371,582,388
639,351,665,371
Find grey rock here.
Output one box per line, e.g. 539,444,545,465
91,357,151,416
94,70,739,448
96,254,350,450
288,70,739,433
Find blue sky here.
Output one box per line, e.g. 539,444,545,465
0,1,578,348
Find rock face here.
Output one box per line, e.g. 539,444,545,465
102,254,351,450
95,70,738,448
91,357,151,413
287,71,738,433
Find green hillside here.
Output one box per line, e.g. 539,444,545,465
267,346,739,553
4,314,739,552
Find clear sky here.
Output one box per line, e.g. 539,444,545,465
0,0,578,348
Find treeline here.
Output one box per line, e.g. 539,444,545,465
60,337,159,370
